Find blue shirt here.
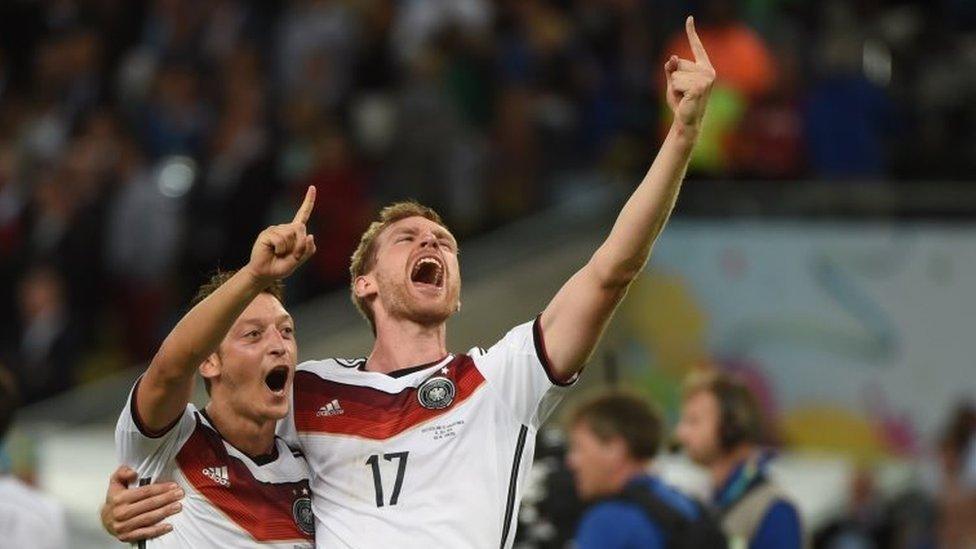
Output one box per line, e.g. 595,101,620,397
575,475,699,549
713,452,802,549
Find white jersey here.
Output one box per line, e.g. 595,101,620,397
278,317,577,548
116,379,315,548
0,476,68,549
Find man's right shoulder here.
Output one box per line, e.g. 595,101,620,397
578,501,663,548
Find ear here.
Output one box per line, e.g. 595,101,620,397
607,436,630,461
354,274,377,300
199,353,221,383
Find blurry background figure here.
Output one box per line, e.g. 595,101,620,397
566,391,724,548
813,466,937,549
0,366,68,549
675,370,802,549
12,264,80,404
935,403,976,549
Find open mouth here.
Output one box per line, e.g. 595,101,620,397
264,366,289,393
410,256,444,288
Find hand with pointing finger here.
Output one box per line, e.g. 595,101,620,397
245,185,318,286
665,16,716,129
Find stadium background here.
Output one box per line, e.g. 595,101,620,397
0,0,974,546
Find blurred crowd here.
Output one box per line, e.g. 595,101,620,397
1,0,975,404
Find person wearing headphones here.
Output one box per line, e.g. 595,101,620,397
675,370,802,549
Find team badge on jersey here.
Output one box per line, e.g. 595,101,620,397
418,376,456,409
293,497,315,536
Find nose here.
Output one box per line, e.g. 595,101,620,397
268,328,287,357
419,232,439,249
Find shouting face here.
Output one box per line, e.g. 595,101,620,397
356,216,461,328
202,293,298,422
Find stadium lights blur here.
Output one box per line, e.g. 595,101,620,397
157,156,197,198
863,38,892,87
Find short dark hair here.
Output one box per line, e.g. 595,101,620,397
192,270,286,395
0,366,19,440
567,391,663,461
191,269,285,307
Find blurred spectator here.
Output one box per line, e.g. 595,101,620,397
813,467,938,549
731,42,806,179
813,469,886,549
141,60,211,159
566,391,725,548
936,402,976,548
488,86,542,223
0,142,28,348
803,7,894,179
675,370,803,549
12,265,81,403
105,123,182,362
0,365,68,549
276,0,361,111
298,127,371,290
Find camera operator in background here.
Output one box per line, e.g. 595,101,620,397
676,371,802,549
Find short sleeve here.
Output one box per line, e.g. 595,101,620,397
474,316,579,428
114,377,197,484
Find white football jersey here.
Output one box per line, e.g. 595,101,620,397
116,379,315,548
277,317,577,548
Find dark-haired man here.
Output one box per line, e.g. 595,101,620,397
567,391,725,548
108,188,318,547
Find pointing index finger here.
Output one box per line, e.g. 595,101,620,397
686,16,712,69
293,186,316,225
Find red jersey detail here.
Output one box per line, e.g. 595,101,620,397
294,355,486,440
175,418,313,542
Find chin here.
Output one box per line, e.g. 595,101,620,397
395,295,455,325
575,483,598,502
412,305,455,325
256,400,289,422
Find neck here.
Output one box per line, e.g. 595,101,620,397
608,460,649,494
367,317,449,374
710,444,756,489
204,399,277,458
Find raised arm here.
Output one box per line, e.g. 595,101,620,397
540,16,714,380
135,186,317,432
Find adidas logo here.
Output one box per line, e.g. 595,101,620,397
202,466,230,487
316,399,344,417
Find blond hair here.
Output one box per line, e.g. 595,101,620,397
349,201,447,330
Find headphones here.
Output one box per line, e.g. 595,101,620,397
715,377,762,452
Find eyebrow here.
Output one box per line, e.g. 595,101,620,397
391,226,457,245
237,313,293,328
